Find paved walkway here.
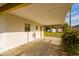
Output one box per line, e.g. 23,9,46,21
18,37,67,56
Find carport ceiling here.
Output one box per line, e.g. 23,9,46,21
0,3,6,7
9,3,72,25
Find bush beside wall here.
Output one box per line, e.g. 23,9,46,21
61,32,79,55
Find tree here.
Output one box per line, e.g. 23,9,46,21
63,23,70,33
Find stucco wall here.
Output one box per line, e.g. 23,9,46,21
0,13,43,53
0,15,6,52
4,14,41,32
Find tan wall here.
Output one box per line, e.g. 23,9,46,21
0,13,44,53
0,15,5,33
4,13,41,32
0,15,6,52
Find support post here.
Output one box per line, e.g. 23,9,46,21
69,7,72,31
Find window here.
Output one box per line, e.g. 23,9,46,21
36,25,38,30
25,24,30,32
40,26,42,31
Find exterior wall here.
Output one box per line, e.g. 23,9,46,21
58,28,63,32
0,13,43,53
0,15,6,52
51,28,63,32
51,28,56,32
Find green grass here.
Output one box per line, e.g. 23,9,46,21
44,32,64,37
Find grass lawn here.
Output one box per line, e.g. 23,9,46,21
44,32,64,37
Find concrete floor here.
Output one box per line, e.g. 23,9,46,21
0,37,67,56
18,37,67,56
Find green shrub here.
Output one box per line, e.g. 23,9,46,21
61,32,79,55
74,31,79,36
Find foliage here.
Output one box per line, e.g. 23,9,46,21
73,30,79,35
63,23,70,33
61,32,79,55
44,26,51,32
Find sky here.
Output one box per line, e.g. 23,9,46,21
65,3,79,26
